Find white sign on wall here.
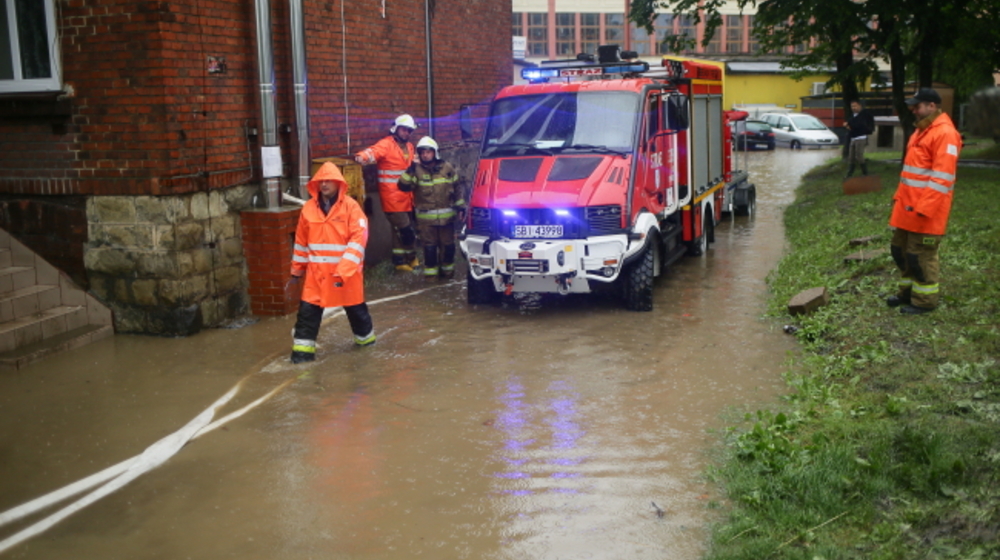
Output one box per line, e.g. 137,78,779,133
513,36,526,60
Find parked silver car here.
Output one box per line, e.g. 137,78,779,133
758,112,840,149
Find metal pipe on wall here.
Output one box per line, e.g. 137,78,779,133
425,0,434,138
252,0,282,208
289,0,311,198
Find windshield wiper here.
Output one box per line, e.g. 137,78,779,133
560,144,630,157
483,142,555,157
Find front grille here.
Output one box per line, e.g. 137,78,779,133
586,205,622,235
469,205,623,238
507,259,550,273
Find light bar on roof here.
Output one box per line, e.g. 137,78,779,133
521,61,651,82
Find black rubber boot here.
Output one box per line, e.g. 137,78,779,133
290,350,315,363
860,162,869,175
844,164,855,179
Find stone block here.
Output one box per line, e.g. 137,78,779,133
220,237,244,266
153,225,175,250
208,190,228,218
843,247,889,262
849,235,880,246
842,175,882,196
176,252,195,277
84,248,137,276
208,214,237,241
88,197,136,223
788,287,829,316
159,276,209,306
132,279,158,306
174,222,205,251
114,279,130,303
94,224,153,249
137,251,179,278
190,192,210,220
214,265,244,292
137,196,189,224
191,248,214,274
224,185,258,211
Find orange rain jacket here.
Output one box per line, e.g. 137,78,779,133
355,135,415,213
291,162,368,308
890,112,962,235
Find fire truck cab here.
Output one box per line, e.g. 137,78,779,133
460,47,754,311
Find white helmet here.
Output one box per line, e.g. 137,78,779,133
416,136,439,159
390,114,417,133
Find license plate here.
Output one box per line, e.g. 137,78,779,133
513,224,563,238
756,143,768,148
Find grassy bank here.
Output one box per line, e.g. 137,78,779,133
705,146,1000,559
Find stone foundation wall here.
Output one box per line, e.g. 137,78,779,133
84,186,257,335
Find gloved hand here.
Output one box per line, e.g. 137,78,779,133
284,276,302,301
455,208,467,223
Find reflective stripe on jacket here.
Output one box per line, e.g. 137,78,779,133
398,159,465,226
355,136,414,213
291,162,368,308
890,112,961,235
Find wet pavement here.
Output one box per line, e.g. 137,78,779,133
0,148,837,559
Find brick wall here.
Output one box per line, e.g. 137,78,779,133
0,0,511,331
241,207,300,316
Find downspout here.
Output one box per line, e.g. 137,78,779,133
252,0,282,208
425,0,435,138
289,0,311,198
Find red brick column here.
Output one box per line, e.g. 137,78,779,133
241,207,301,316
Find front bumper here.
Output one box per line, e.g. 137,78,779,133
460,233,638,294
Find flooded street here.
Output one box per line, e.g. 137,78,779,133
0,149,836,559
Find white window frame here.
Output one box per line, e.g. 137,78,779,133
0,0,62,94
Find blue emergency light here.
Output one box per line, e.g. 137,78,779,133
521,61,650,82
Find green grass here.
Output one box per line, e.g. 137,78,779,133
705,157,1000,560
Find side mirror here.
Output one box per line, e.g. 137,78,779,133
665,94,689,130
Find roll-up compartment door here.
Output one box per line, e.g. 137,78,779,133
693,95,709,192
709,95,722,183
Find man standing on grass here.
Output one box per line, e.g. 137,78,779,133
887,88,962,315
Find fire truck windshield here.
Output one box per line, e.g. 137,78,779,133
483,91,639,157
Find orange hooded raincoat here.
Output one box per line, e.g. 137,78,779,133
890,112,962,235
291,162,368,308
355,135,415,213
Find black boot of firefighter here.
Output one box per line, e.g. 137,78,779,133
422,244,439,278
291,301,323,362
441,244,456,278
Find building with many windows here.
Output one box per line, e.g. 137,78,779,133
511,0,831,113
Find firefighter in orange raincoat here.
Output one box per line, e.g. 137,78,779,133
887,88,962,315
287,162,375,363
355,114,419,272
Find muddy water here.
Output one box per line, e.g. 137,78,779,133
0,149,836,559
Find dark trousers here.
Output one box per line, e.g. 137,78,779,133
292,301,374,354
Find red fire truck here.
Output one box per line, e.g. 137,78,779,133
460,47,755,311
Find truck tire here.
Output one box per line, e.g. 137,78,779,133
467,272,499,305
688,213,715,257
735,187,756,217
623,244,654,312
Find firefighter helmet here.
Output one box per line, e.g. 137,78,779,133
416,136,439,159
390,114,418,133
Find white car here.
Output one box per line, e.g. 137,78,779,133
758,112,840,149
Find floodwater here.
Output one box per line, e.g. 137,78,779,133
0,149,836,559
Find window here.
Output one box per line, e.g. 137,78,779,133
527,13,548,57
0,0,61,93
555,13,575,57
512,13,523,37
580,13,600,56
725,15,743,53
654,14,674,55
704,22,721,54
677,15,696,53
630,23,650,56
604,13,624,45
747,15,760,53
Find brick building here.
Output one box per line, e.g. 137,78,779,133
0,0,512,335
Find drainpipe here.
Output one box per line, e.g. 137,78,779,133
425,0,434,138
289,0,311,198
252,0,282,208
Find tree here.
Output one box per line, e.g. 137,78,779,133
630,0,1000,150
